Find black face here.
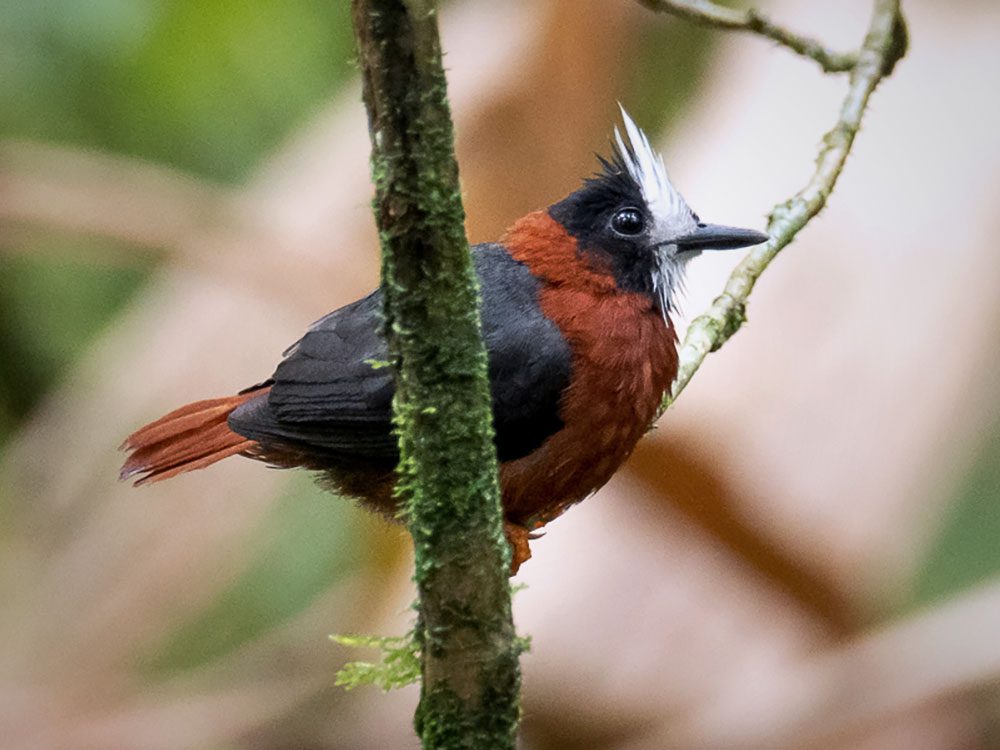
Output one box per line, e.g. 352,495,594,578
548,155,660,295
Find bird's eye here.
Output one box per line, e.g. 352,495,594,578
611,207,645,236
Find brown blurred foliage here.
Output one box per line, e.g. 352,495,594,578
2,1,1000,748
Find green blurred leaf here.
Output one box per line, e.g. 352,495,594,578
627,17,717,138
912,418,1000,606
109,0,356,181
0,248,146,432
0,0,356,180
144,475,367,676
0,0,358,441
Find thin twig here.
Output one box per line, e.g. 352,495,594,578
637,0,859,73
661,0,906,411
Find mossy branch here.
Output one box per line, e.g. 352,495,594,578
351,0,520,747
657,0,907,412
636,0,860,73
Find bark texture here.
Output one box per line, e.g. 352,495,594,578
351,1,520,747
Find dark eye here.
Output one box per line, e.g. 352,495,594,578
611,207,645,236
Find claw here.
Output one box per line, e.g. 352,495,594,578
503,522,533,575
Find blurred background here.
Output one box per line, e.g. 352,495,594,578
2,0,1000,747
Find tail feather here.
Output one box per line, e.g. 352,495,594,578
121,389,268,485
138,440,257,484
129,421,233,473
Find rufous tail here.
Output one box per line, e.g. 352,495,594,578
120,388,267,486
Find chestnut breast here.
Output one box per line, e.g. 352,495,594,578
499,212,678,526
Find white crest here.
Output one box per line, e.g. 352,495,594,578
613,105,698,318
612,104,696,238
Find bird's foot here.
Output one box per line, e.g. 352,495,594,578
504,522,534,576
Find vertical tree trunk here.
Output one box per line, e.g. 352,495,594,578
351,1,521,747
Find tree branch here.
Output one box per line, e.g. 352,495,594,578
662,0,907,411
350,0,520,747
636,0,861,73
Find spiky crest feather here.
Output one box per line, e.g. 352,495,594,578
607,106,698,316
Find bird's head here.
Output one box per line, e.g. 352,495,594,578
549,107,768,316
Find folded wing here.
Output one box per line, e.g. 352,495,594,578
228,243,571,464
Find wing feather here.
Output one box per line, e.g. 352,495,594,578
229,244,571,463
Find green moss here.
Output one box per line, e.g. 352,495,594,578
333,631,422,691
414,654,521,749
715,300,747,349
353,0,520,745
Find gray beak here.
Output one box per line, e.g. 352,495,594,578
674,223,769,252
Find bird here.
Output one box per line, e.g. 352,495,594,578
121,107,767,573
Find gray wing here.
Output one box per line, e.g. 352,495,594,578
229,244,571,463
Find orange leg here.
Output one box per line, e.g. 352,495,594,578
504,522,533,575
